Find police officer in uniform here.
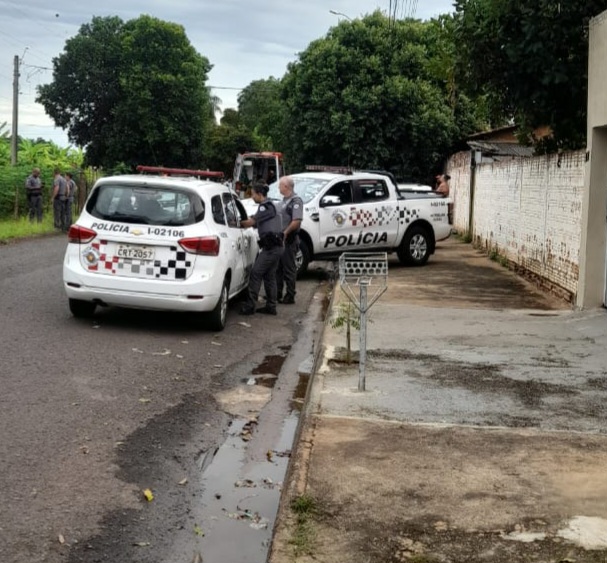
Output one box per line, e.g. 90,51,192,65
25,167,43,222
239,182,284,315
276,175,303,304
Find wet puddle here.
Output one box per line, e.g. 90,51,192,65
189,292,324,563
193,414,299,562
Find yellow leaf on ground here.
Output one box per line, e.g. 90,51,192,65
143,489,154,502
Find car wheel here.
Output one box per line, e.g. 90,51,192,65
69,298,97,318
207,278,229,331
296,239,311,279
397,225,430,266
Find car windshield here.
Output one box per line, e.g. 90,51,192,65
87,183,204,226
268,176,332,204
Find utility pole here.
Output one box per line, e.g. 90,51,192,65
11,54,19,165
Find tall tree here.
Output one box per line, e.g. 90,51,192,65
281,12,482,179
37,15,213,168
453,0,607,150
204,123,260,178
237,78,286,149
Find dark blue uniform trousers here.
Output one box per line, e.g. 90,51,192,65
243,246,284,312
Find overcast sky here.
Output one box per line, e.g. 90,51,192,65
0,0,455,148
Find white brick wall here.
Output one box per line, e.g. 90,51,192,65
448,150,585,300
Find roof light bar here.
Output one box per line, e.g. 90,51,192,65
136,165,224,179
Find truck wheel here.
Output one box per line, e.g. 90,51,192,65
206,278,229,331
296,240,311,278
69,298,97,318
398,225,430,266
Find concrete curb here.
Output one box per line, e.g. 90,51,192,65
267,279,336,562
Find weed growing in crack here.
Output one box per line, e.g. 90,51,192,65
289,494,318,557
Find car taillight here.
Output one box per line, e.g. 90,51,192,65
68,225,96,244
179,236,220,256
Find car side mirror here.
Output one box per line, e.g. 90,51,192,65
320,195,341,207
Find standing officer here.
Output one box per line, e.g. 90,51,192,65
24,167,43,222
65,172,77,227
239,182,284,316
276,176,303,304
51,168,70,231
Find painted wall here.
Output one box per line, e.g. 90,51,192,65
448,151,585,302
577,10,607,308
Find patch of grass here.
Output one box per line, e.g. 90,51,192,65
0,216,56,242
488,247,510,268
289,494,318,557
456,231,473,244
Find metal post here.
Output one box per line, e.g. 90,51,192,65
358,280,369,391
338,253,388,393
11,55,19,166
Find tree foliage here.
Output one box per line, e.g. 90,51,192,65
453,0,607,150
37,15,213,168
280,12,486,180
204,121,260,178
237,78,286,150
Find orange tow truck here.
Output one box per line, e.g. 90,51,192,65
232,152,285,198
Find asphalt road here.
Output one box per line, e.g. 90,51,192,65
0,233,327,563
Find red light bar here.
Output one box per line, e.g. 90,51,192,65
136,165,224,179
305,164,352,174
240,151,283,158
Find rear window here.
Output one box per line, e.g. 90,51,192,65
87,183,204,226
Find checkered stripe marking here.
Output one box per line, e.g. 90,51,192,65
349,206,397,228
86,240,193,280
398,206,420,225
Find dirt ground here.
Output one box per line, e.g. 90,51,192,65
268,239,607,563
272,417,607,563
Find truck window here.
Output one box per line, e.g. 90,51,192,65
322,181,353,206
356,180,389,202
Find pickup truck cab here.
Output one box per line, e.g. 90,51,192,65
260,171,451,275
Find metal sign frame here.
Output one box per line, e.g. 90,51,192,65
338,252,388,391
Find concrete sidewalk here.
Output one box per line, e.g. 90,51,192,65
270,239,607,563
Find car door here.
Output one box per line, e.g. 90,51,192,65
317,180,356,253
350,178,400,248
220,193,248,293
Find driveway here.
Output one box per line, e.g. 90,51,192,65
270,238,607,563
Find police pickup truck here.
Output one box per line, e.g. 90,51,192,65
258,171,451,275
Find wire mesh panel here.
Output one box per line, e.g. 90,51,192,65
338,252,388,311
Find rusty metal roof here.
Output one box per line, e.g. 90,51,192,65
468,140,535,157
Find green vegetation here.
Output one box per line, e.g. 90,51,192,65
0,216,56,243
5,2,599,198
37,15,213,169
330,300,361,364
289,494,318,557
280,12,488,180
488,247,510,268
456,231,473,244
453,0,605,151
0,127,85,221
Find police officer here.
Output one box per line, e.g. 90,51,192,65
239,182,284,316
65,172,77,228
25,167,43,223
51,168,70,231
276,175,303,304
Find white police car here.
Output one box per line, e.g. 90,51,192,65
63,167,258,331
